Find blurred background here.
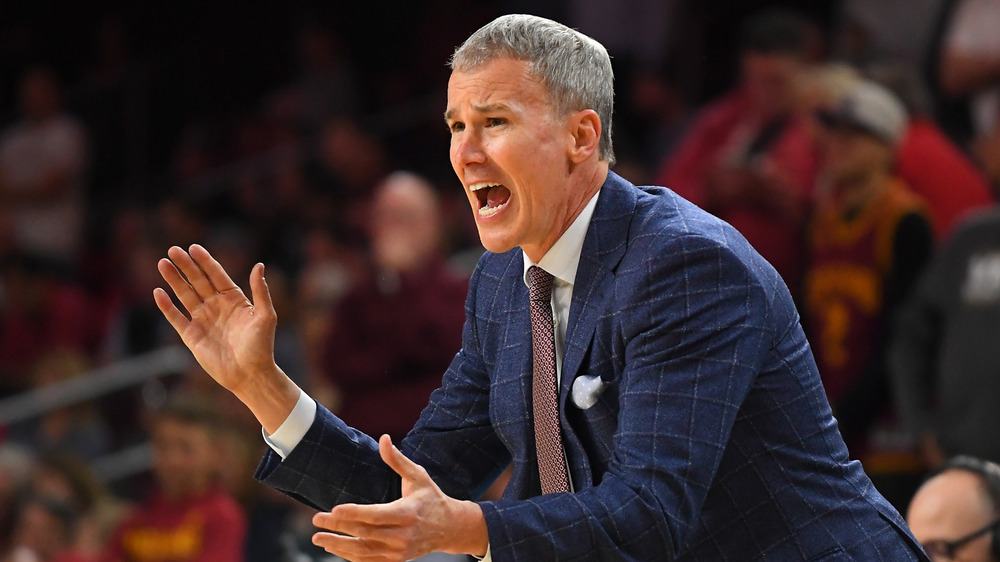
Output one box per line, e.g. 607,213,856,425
0,0,998,560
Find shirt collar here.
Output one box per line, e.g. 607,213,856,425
522,189,602,288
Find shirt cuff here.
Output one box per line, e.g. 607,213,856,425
261,387,316,459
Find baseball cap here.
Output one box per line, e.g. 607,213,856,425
816,79,908,146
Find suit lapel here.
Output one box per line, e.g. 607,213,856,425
560,172,637,398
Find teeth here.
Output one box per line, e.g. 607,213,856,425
470,182,501,192
478,204,502,217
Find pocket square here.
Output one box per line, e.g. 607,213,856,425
571,374,607,409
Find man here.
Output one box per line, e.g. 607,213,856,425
907,456,1000,562
656,9,818,298
803,80,933,455
154,14,928,560
0,67,88,265
890,206,1000,468
316,171,468,442
104,393,247,561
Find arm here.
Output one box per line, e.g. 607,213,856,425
254,257,508,559
157,245,493,559
154,245,299,434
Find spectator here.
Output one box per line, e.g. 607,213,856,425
870,61,996,238
4,494,79,562
315,171,468,442
656,9,819,298
906,456,1000,562
939,0,1000,146
104,393,246,562
6,351,111,461
0,446,35,554
27,454,126,562
0,67,88,266
800,61,994,242
0,253,95,396
803,80,933,477
833,0,945,76
890,205,1000,468
266,25,359,134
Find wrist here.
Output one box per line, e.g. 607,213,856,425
447,500,488,557
231,364,300,435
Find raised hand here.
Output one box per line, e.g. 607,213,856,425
153,244,298,432
311,434,489,561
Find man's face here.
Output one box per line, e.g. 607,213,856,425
907,470,998,562
741,52,801,122
370,178,441,273
818,124,894,186
446,57,580,261
152,418,218,500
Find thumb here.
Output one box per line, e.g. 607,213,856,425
378,434,428,485
249,262,277,317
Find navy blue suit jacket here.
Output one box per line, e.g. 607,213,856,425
257,172,928,561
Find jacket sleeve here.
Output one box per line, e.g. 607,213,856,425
480,230,776,560
255,261,511,509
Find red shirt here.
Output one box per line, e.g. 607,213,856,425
105,487,246,562
895,117,995,240
321,262,468,441
656,90,818,295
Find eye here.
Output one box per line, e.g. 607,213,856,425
486,117,506,127
448,121,465,134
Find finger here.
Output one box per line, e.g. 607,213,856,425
157,256,203,314
167,245,218,299
248,262,276,316
315,503,412,532
189,243,240,293
312,531,397,561
152,287,190,335
378,434,428,484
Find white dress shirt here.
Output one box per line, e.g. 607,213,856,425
264,189,602,559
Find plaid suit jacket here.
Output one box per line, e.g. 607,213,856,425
256,172,929,561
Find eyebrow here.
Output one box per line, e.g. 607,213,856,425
444,103,512,122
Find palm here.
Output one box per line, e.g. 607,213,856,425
154,245,277,393
187,290,274,386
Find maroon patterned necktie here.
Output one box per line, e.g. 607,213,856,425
527,265,570,494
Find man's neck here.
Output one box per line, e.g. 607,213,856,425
522,164,608,263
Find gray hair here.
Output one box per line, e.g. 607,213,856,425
450,14,616,165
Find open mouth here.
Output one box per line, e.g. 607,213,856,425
470,182,512,217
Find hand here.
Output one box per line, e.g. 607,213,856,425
153,244,298,432
311,435,489,561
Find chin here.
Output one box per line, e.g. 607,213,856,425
476,230,518,255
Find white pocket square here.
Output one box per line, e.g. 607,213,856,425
571,374,607,409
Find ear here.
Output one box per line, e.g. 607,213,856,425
568,109,601,164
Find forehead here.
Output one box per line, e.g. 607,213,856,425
445,57,550,118
909,470,995,532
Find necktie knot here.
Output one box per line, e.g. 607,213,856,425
527,266,554,303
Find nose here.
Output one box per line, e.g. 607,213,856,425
451,129,486,170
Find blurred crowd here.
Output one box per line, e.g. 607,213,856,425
0,1,1000,560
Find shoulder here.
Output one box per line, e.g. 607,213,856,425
630,183,772,275
608,181,788,318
